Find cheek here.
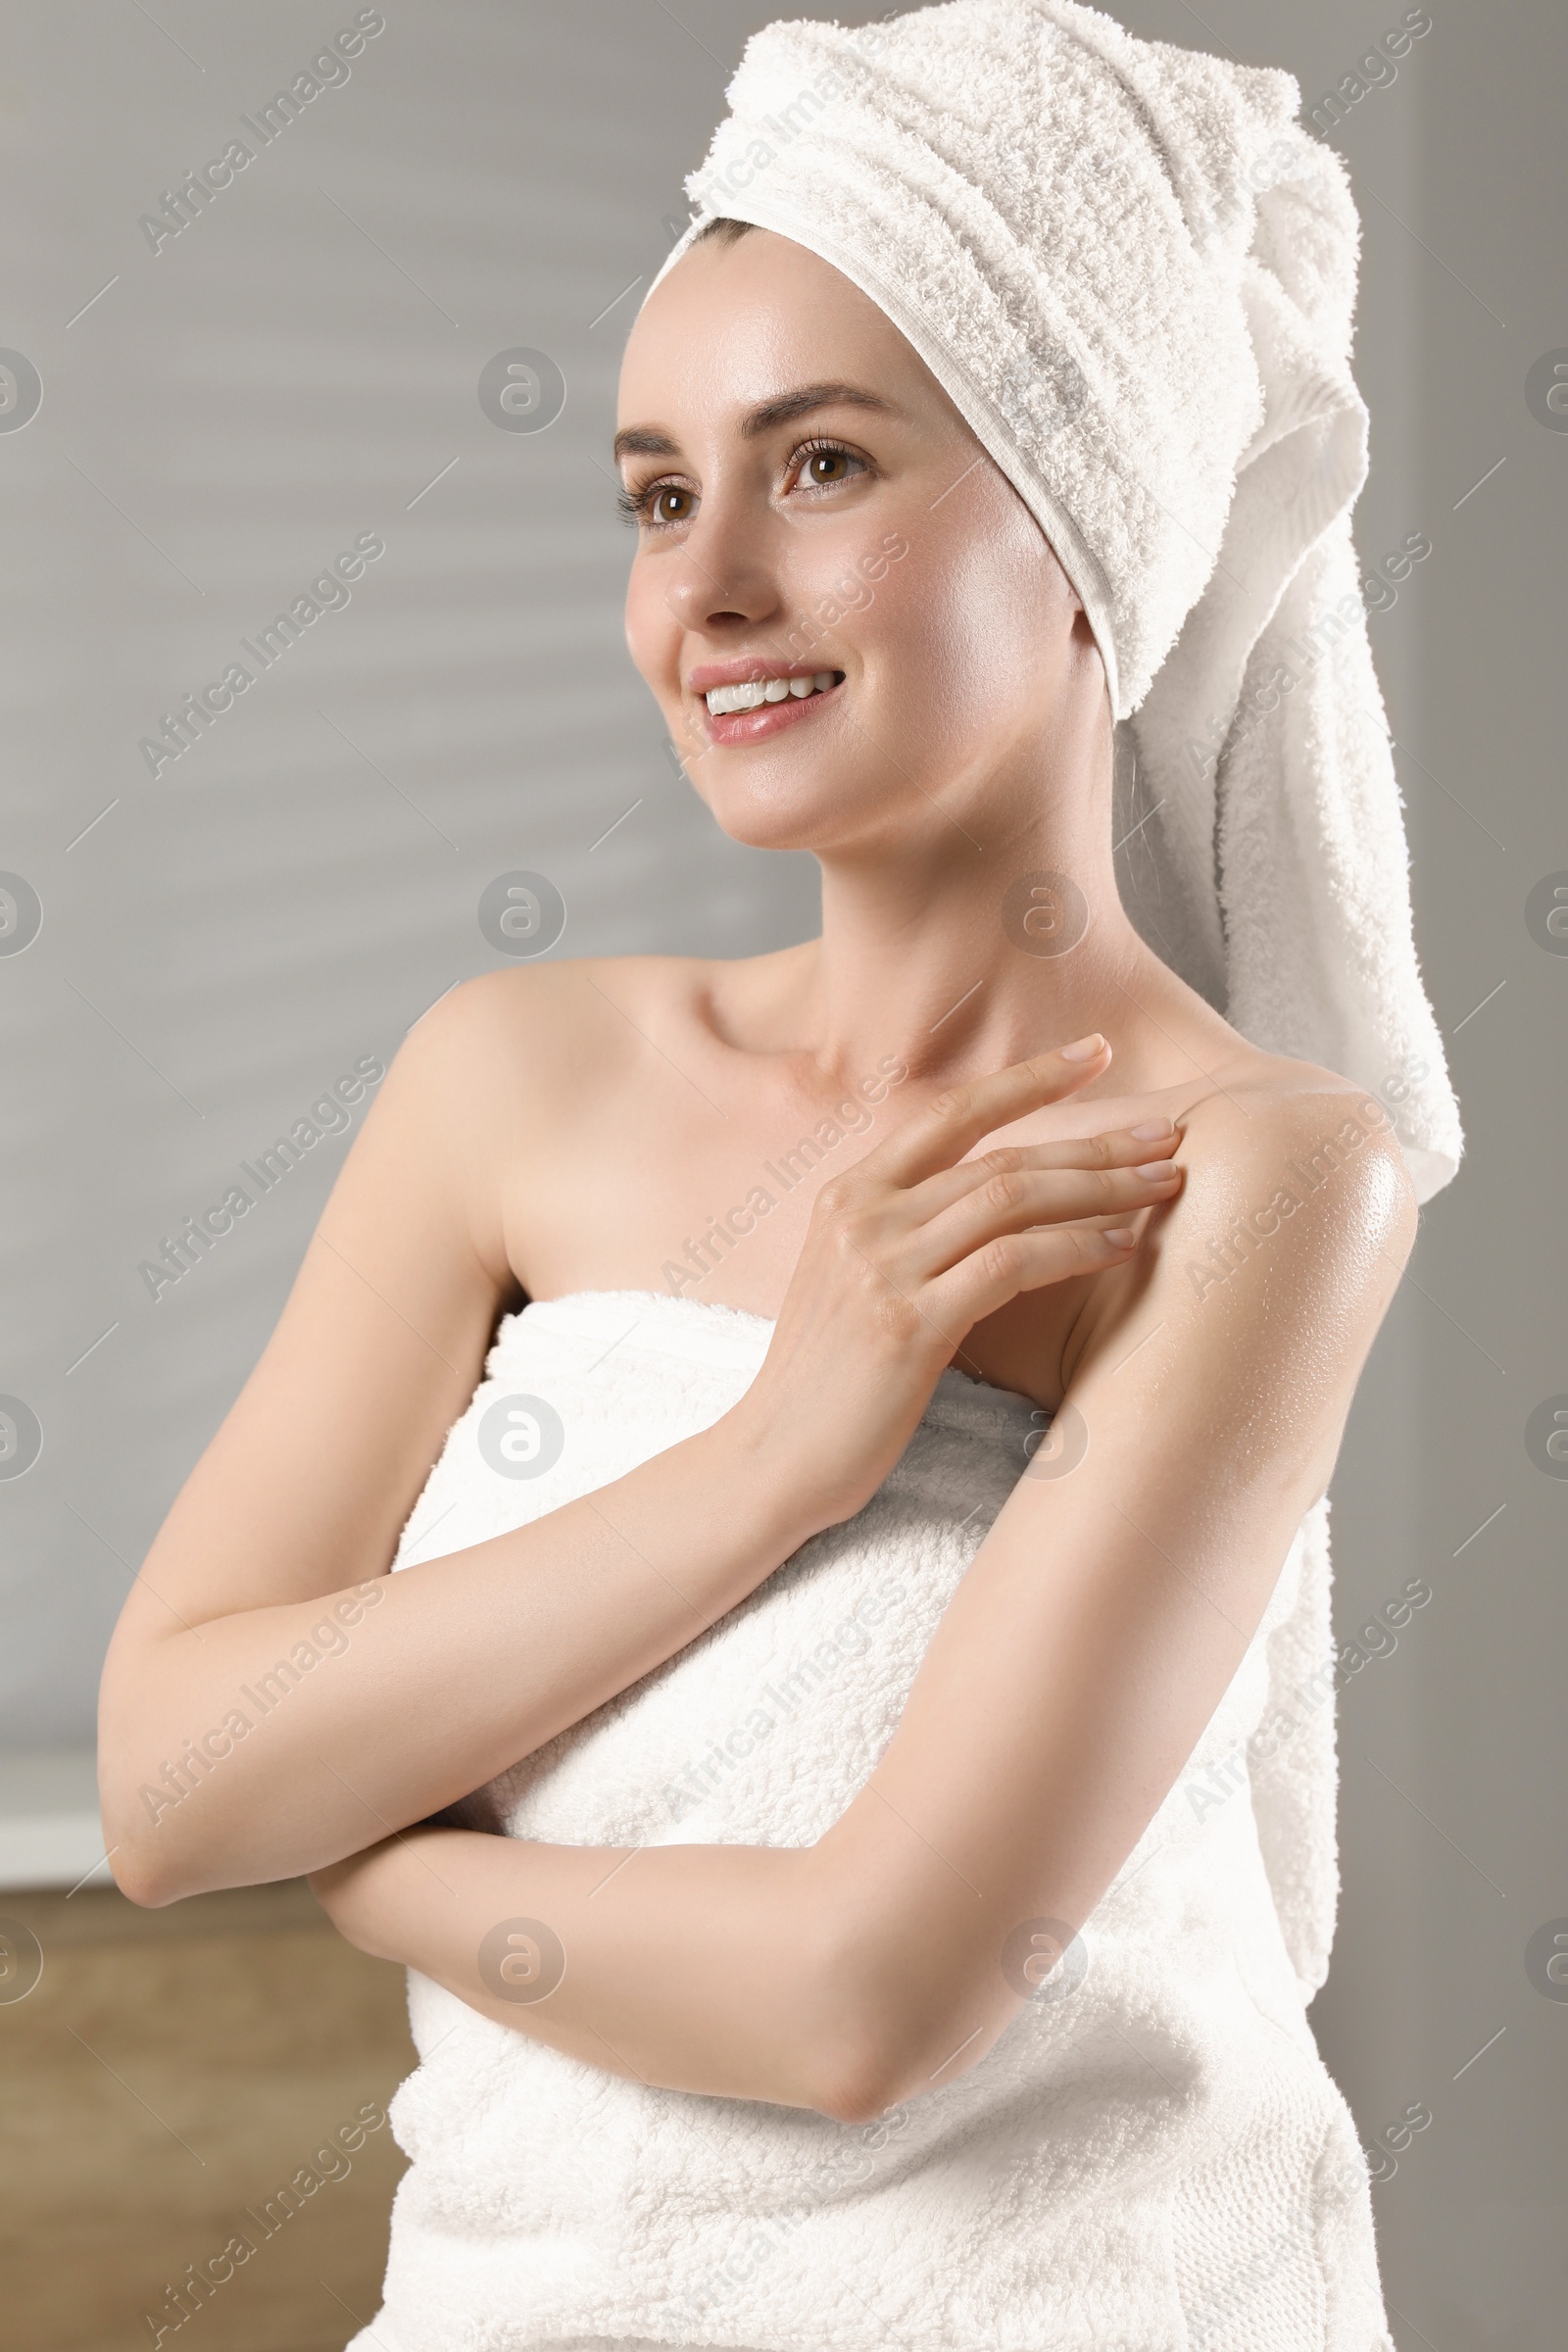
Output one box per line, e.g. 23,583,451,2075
624,565,680,701
856,500,1060,748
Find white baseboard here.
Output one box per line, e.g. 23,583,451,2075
0,1750,115,1890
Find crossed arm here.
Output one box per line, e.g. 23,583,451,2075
309,1086,1415,2125
98,1003,1182,1904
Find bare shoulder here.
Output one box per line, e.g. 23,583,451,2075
389,946,807,1204
421,944,803,1055
351,956,684,1210
410,953,689,1054
401,952,724,1101
1067,1050,1417,1485
1170,1049,1419,1272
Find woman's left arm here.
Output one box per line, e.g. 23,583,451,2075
313,1086,1416,2124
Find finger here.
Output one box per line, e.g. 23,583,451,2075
908,1159,1183,1280
906,1117,1182,1221
929,1218,1139,1331
870,1037,1112,1189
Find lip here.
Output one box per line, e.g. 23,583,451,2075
686,658,846,747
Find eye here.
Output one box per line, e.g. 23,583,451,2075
617,478,697,530
788,437,869,493
648,484,696,525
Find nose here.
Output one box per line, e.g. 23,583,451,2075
660,495,784,639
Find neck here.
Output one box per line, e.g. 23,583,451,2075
788,710,1193,1101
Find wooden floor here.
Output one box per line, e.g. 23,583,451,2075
0,1878,417,2351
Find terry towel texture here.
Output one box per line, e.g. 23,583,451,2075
349,1292,1395,2352
650,0,1462,1203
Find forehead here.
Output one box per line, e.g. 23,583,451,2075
616,228,947,431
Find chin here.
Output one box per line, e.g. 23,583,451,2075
698,763,901,856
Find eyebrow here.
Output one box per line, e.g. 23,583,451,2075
612,381,897,466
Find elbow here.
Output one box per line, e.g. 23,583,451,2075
107,1811,240,1907
109,1815,211,1908
808,1999,978,2128
111,1834,237,1909
104,1813,189,1908
812,2045,910,2130
98,1772,206,1909
800,1907,998,2126
111,1849,183,1910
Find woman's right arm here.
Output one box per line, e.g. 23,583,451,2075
98,974,824,1907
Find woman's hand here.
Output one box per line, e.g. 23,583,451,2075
727,1036,1183,1528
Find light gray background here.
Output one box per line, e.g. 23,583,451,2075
2,3,1562,2342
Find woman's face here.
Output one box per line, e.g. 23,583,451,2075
617,228,1099,860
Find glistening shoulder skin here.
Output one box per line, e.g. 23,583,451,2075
99,224,1416,2127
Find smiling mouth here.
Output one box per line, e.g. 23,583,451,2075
703,670,843,715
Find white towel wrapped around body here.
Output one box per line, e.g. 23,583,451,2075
348,1291,1395,2352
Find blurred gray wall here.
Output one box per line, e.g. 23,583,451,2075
2,2,1562,2343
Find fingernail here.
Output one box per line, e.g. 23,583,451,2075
1103,1227,1136,1248
1135,1161,1179,1180
1129,1118,1172,1140
1058,1033,1106,1061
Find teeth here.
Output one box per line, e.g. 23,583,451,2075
705,671,839,715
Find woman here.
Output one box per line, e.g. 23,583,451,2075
99,5,1460,2347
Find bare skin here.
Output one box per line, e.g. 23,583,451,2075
97,228,1416,2126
